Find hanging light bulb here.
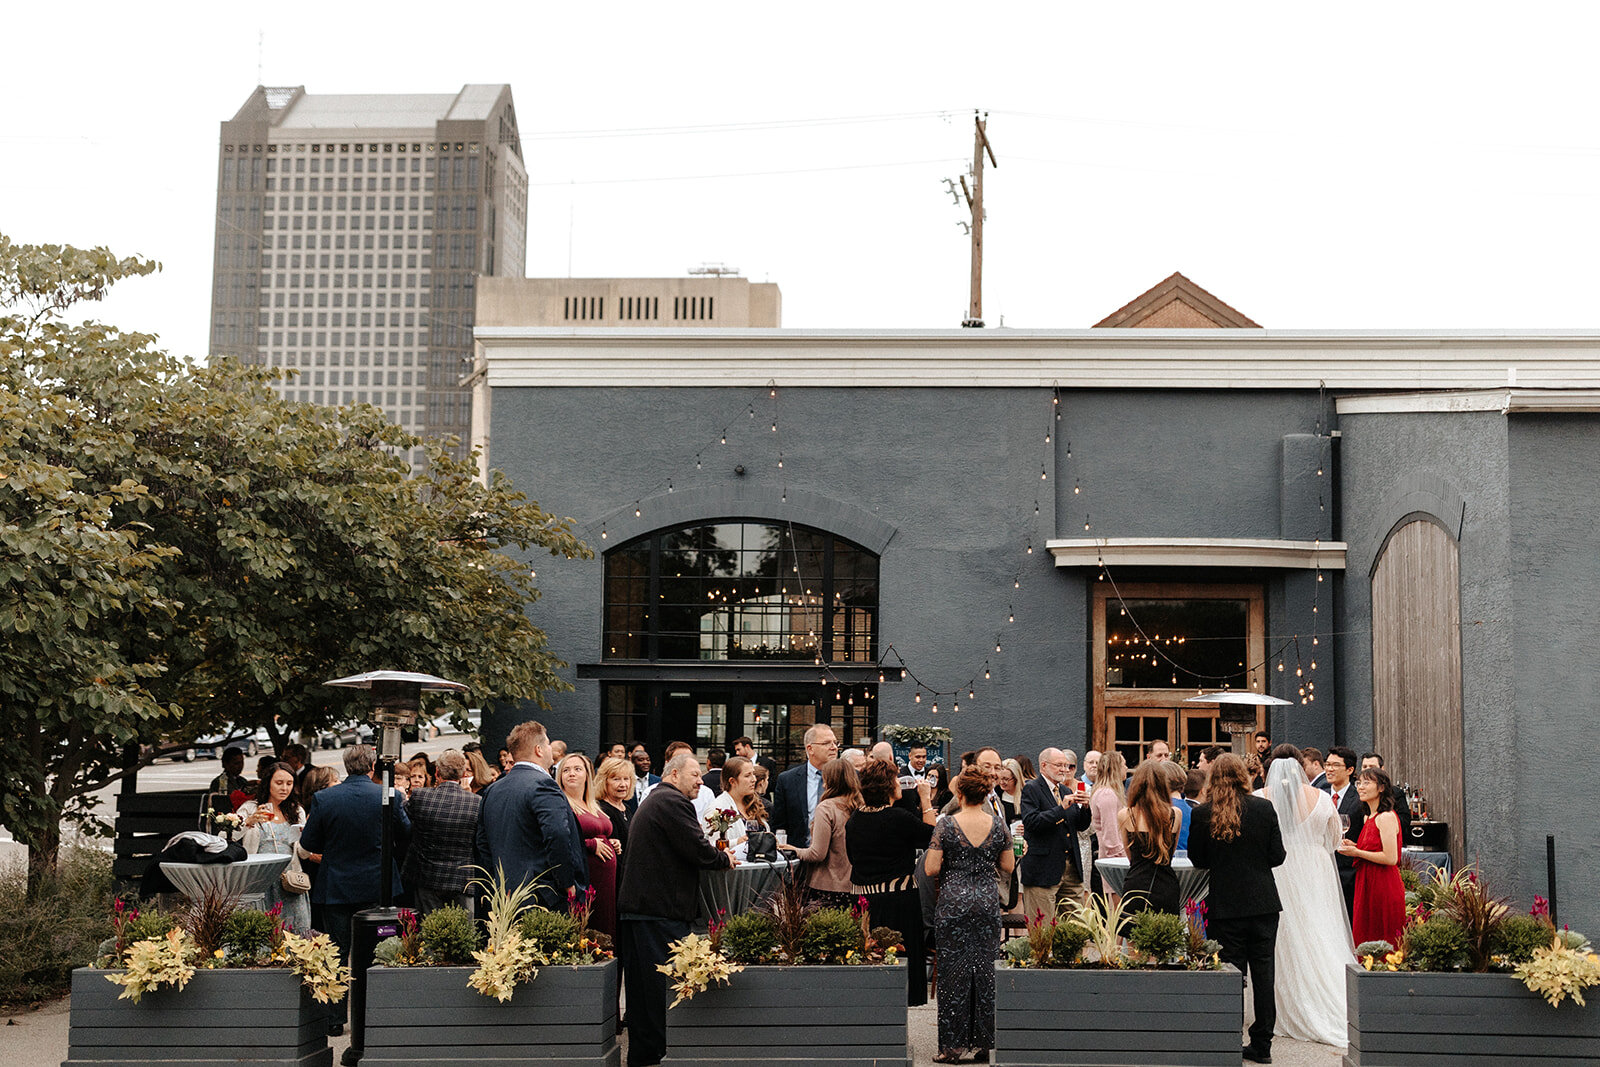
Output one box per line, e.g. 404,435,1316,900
1045,431,1051,443
1008,607,1015,623
1312,636,1319,645
771,421,777,433
770,386,777,398
1041,466,1048,481
1026,541,1033,554
1013,575,1021,589
600,525,608,540
1277,661,1284,672
1295,667,1303,677
1065,441,1071,458
969,688,975,699
777,454,784,468
900,668,907,679
634,504,641,518
995,639,1003,653
1310,660,1317,670
667,479,674,493
915,691,922,704
984,666,991,680
720,433,726,445
1317,571,1323,582
932,701,939,714
878,670,885,683
1073,478,1081,495
696,455,703,469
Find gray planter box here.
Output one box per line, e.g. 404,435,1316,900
994,964,1244,1066
65,967,330,1066
361,959,619,1066
665,964,908,1065
1345,964,1600,1065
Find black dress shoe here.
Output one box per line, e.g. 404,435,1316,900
1242,1045,1272,1063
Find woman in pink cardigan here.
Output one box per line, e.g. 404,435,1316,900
779,758,862,908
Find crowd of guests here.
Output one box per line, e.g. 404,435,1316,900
199,724,1411,1063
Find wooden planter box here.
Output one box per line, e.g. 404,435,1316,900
1345,964,1600,1065
665,964,908,1066
65,967,330,1066
994,964,1244,1066
361,959,619,1066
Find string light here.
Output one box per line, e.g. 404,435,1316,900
1013,575,1021,589
667,479,674,493
720,433,726,445
995,638,1003,653
984,665,991,680
915,691,922,703
1084,516,1091,531
952,701,959,713
1041,466,1048,481
634,503,641,518
1026,541,1033,554
777,454,784,468
1008,606,1015,623
600,524,608,540
969,688,975,699
931,701,939,713
1073,478,1081,495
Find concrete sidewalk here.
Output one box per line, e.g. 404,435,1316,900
7,993,1343,1066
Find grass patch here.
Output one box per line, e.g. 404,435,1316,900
0,848,115,1008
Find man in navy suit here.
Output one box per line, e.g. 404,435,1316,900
625,744,661,817
768,723,838,848
300,744,411,1034
474,719,587,912
1020,747,1092,920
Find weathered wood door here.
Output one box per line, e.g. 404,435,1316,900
1370,519,1465,867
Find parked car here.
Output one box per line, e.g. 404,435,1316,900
194,725,261,760
428,708,482,737
314,722,372,749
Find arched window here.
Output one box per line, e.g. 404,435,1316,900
598,520,880,765
603,520,878,663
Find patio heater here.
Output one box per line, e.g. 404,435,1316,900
1184,690,1293,757
323,670,467,1065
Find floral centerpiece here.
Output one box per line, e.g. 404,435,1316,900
704,806,740,849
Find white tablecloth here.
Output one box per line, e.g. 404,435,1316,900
160,853,290,908
1094,855,1209,903
696,856,799,926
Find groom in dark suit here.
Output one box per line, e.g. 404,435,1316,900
1321,746,1364,919
474,719,587,911
1189,752,1287,1064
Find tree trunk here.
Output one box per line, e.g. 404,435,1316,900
25,819,61,901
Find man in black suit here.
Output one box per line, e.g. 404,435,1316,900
300,744,411,1035
768,723,838,848
617,752,734,1067
474,719,586,912
1322,746,1364,919
1188,752,1287,1065
1019,747,1092,919
1301,746,1328,790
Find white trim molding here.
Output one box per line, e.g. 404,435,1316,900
476,327,1600,391
1047,537,1348,570
1337,388,1600,415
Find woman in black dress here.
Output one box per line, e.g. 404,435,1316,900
1117,759,1182,917
924,771,1014,1063
845,759,937,1006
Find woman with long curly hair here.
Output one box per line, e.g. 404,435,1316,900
1188,751,1287,1064
1116,759,1182,916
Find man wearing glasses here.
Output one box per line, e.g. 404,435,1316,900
1020,747,1092,919
769,724,838,848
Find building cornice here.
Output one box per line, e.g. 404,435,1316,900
1047,537,1348,571
476,328,1600,391
1337,388,1600,414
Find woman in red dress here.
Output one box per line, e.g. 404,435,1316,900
1337,767,1406,947
558,753,620,938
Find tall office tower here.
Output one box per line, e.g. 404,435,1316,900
210,84,527,466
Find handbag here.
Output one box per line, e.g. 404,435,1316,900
745,830,778,863
280,853,311,895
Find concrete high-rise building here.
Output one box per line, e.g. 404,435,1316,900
209,84,527,465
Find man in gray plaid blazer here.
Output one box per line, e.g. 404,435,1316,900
400,749,482,914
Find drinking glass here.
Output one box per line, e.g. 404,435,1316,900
1339,814,1351,834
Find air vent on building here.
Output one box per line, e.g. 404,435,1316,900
564,295,605,321
619,296,659,321
673,296,714,322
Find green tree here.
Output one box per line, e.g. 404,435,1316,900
0,235,591,894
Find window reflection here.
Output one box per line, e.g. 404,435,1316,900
604,521,878,663
1104,598,1248,689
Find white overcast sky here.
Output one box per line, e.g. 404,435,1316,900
6,1,1600,359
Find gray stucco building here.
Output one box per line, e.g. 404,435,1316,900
474,290,1600,930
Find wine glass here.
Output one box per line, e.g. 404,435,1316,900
1339,814,1351,835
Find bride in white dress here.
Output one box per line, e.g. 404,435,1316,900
1251,754,1355,1047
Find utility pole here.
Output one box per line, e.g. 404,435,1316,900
960,111,997,327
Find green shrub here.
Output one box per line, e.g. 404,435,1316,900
1050,920,1091,965
1355,939,1395,958
517,909,578,954
418,906,480,965
0,848,115,1006
122,911,177,947
1127,910,1187,963
720,912,780,964
1493,915,1555,964
221,909,277,960
1002,936,1033,965
799,907,864,964
372,936,406,966
1405,917,1471,972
